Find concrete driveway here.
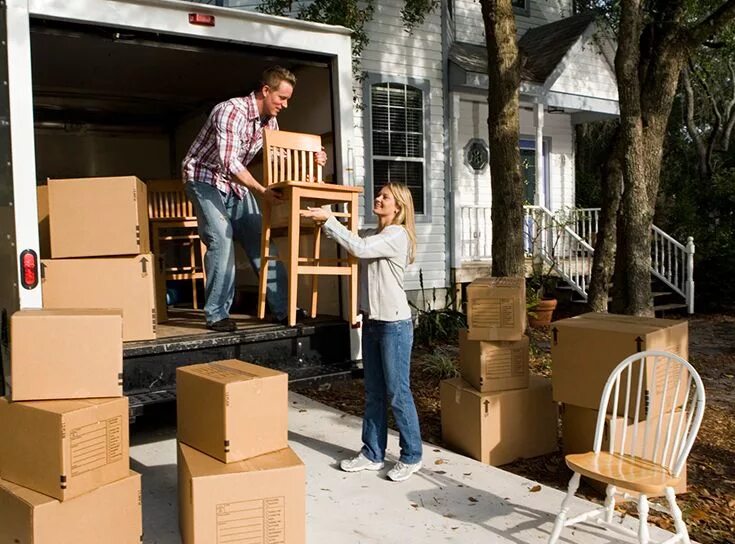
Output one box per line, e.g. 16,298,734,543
131,392,677,543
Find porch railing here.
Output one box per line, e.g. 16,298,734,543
459,204,695,313
524,206,595,299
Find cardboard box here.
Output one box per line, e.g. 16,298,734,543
8,309,123,401
0,471,142,543
178,442,305,544
48,176,150,258
562,404,687,498
41,254,159,341
440,375,558,466
459,330,529,392
37,185,51,259
177,360,288,462
551,312,689,419
0,396,129,501
466,277,526,341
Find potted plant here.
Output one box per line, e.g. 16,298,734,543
524,206,573,328
526,259,559,328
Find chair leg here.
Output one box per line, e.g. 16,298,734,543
604,484,617,524
638,494,650,544
348,195,359,325
287,194,300,327
665,486,690,544
548,472,580,544
310,225,320,318
258,201,272,320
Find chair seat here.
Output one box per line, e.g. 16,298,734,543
565,451,682,495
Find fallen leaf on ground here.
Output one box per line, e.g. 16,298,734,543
529,485,542,492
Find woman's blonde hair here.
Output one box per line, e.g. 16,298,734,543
383,182,417,264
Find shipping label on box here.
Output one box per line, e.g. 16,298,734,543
41,254,159,341
466,277,526,341
9,309,123,401
177,360,288,463
440,375,558,466
0,397,129,501
459,330,529,392
551,313,689,419
561,404,687,498
0,471,142,544
48,176,150,258
178,442,305,544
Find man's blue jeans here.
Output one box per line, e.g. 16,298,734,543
361,318,423,464
185,181,287,324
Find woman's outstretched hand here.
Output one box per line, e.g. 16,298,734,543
300,207,332,223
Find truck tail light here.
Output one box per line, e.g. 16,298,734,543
20,249,38,289
189,13,215,26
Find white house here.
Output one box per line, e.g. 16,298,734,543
222,0,621,303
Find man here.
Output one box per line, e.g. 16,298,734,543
183,66,326,332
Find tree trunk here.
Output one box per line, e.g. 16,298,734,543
587,130,622,312
480,0,525,277
611,3,688,316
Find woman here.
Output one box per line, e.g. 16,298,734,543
301,182,423,482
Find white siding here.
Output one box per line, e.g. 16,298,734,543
550,36,618,101
356,0,447,291
457,97,574,212
224,0,448,291
453,0,573,45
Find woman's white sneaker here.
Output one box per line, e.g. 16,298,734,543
340,452,384,472
387,461,422,482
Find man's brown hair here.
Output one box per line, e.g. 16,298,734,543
259,66,296,91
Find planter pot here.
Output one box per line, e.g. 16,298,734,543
528,298,558,328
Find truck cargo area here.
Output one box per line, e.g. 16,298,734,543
27,17,355,415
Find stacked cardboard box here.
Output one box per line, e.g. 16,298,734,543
441,277,558,466
176,360,305,544
552,312,690,498
0,309,141,543
40,176,164,341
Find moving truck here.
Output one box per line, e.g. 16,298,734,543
0,0,360,417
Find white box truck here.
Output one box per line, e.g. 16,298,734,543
0,0,359,416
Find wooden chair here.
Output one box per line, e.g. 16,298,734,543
548,350,706,544
147,180,206,309
258,129,362,326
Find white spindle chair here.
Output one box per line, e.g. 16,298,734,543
548,350,705,544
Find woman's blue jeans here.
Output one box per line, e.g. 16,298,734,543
361,318,423,464
185,181,287,324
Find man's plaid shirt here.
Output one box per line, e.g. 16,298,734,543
182,92,278,199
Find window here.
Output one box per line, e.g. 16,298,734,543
369,81,427,215
512,0,530,15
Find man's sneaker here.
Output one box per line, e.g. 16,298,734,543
340,453,384,473
207,318,237,333
387,461,422,482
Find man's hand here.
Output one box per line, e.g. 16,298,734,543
261,187,283,205
300,206,332,223
315,147,327,167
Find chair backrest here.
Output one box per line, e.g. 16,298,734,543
263,129,322,185
147,179,195,220
593,350,705,478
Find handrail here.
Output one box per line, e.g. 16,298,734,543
524,205,594,299
458,204,695,313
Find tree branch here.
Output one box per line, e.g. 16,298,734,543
721,61,735,151
690,61,723,124
681,66,710,178
689,0,735,47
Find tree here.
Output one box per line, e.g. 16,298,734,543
680,36,735,182
577,0,735,315
480,0,525,277
259,0,527,277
